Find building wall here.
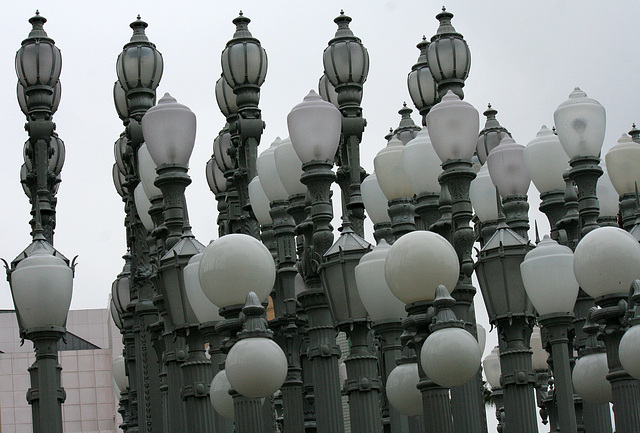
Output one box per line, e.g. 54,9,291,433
0,309,121,433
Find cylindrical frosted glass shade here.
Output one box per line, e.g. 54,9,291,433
469,165,499,222
385,231,459,304
374,137,414,200
355,240,406,321
134,184,154,231
487,138,531,198
361,173,391,224
138,144,162,199
403,128,441,195
605,134,640,195
257,137,289,202
248,176,273,226
199,234,275,308
184,253,223,323
573,227,640,298
554,87,606,159
524,126,569,194
142,93,196,167
11,244,73,329
287,91,342,163
426,91,479,162
521,236,579,315
273,137,307,197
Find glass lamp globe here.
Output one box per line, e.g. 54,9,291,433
486,137,531,198
605,134,640,195
426,90,479,163
213,132,236,173
554,87,606,159
384,230,459,304
138,144,162,199
113,81,129,121
318,74,339,108
483,346,501,389
112,355,128,393
226,337,287,399
273,137,307,197
421,326,481,388
573,227,640,298
374,137,414,201
360,173,390,225
16,13,62,89
523,126,569,194
530,327,549,371
403,128,441,196
287,91,342,163
469,164,499,222
476,323,487,354
598,168,621,220
10,241,73,329
355,240,406,321
386,363,423,416
248,176,273,226
133,184,154,232
257,137,289,202
215,75,238,118
407,38,438,115
521,235,579,315
112,163,127,198
184,252,223,323
198,234,275,308
210,370,234,420
206,158,227,195
221,14,267,89
619,324,640,380
141,93,197,167
114,134,129,175
572,352,612,405
116,17,163,93
322,12,369,88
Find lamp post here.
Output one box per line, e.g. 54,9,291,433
7,13,74,433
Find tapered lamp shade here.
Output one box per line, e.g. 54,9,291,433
521,235,579,315
573,227,640,298
116,18,163,93
403,128,441,195
554,88,606,159
524,126,569,194
361,173,390,224
385,230,459,304
221,14,267,89
113,81,128,121
605,134,640,195
16,13,62,88
426,91,479,162
572,352,612,404
142,93,196,167
407,39,438,113
138,144,162,199
427,9,471,86
598,168,620,219
257,137,289,202
183,253,223,323
322,12,369,88
198,234,275,308
288,91,342,163
213,132,235,173
355,240,406,321
374,137,414,201
134,184,154,231
386,363,423,416
421,326,481,387
215,75,238,118
530,327,548,371
318,74,339,108
112,356,128,393
273,137,307,197
226,337,287,398
487,137,531,198
248,176,273,226
620,324,640,379
483,346,501,389
469,164,499,222
10,241,73,329
210,370,234,420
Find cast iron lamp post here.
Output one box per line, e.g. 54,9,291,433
6,13,74,433
521,235,580,433
573,227,640,433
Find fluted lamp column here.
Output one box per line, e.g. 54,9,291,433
521,236,580,433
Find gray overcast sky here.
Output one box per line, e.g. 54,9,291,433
1,1,639,381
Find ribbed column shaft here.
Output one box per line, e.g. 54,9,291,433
201,324,234,433
234,392,267,433
163,333,187,432
181,330,215,433
417,378,453,433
